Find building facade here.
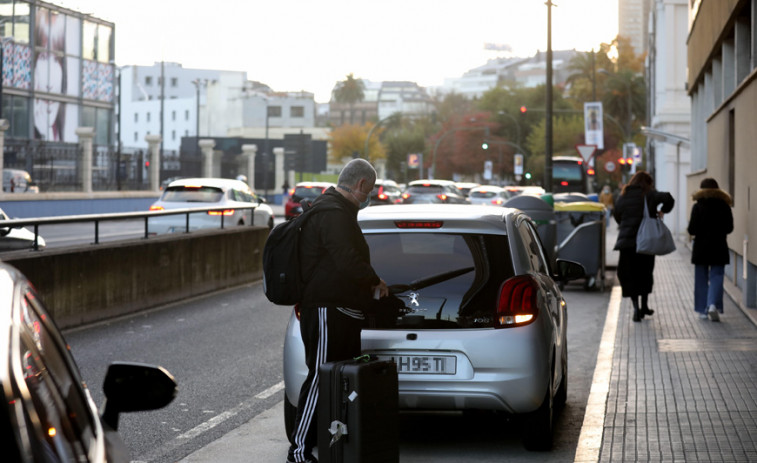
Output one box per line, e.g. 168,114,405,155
645,0,691,236
1,0,114,144
620,0,653,56
687,0,757,308
328,80,433,126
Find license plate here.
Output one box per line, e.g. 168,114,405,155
378,355,456,375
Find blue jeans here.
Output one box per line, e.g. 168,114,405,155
694,264,725,314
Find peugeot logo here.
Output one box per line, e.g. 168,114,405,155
408,292,420,307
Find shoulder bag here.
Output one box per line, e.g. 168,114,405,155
636,195,676,255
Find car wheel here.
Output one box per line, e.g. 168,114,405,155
522,375,554,451
284,395,297,445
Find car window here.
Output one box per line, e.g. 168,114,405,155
294,186,326,200
470,191,498,199
517,220,549,275
162,186,224,203
366,232,514,329
407,186,442,194
15,289,98,461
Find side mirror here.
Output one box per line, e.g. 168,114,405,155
555,259,585,282
101,362,177,430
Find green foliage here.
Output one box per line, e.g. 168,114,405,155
524,115,586,182
328,123,386,164
333,73,366,125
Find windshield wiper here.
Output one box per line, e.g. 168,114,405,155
388,266,474,294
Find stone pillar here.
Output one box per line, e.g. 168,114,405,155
199,139,216,178
145,134,162,191
76,127,95,193
374,158,387,179
241,144,257,190
0,119,9,192
273,147,285,194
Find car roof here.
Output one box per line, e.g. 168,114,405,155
167,177,248,191
295,181,335,188
408,179,456,187
470,185,504,192
358,204,514,234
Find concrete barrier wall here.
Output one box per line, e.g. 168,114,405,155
0,191,160,218
3,226,269,329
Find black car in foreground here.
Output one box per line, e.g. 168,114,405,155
0,262,177,462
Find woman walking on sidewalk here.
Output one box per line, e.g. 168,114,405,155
687,178,733,321
613,171,675,322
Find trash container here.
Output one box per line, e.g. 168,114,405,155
554,201,606,290
504,195,557,264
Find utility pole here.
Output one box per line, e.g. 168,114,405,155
544,0,554,192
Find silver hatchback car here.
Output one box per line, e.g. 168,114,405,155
282,204,584,450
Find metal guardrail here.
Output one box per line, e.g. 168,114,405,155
0,206,259,251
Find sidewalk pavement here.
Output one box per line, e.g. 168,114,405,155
181,220,757,463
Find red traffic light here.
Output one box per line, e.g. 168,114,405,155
618,158,626,165
587,168,596,176
519,105,527,114
145,161,150,167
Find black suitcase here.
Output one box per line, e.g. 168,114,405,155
318,355,399,463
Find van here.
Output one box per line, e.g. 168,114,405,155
552,156,590,194
2,169,39,193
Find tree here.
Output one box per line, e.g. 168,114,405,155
333,73,365,125
328,123,385,164
524,115,586,184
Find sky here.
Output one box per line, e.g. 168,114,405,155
56,0,618,103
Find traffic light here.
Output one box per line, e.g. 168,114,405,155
482,142,489,150
144,160,150,168
520,105,527,115
525,172,532,180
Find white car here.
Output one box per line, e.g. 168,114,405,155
468,185,512,206
0,207,46,251
148,177,274,234
282,205,585,450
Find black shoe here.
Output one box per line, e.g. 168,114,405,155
632,310,641,322
640,307,654,316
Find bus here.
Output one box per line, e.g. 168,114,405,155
551,156,591,194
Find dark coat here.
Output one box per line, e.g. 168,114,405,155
613,185,675,251
299,187,381,310
687,188,733,265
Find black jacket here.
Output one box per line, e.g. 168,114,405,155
299,187,380,310
613,185,675,251
687,188,733,265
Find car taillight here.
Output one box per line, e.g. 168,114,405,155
492,198,504,205
378,186,387,200
560,181,569,186
149,205,164,211
394,220,443,229
437,194,448,201
402,193,410,199
294,304,301,320
496,275,539,328
208,209,235,216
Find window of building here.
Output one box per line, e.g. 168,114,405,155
171,77,178,87
291,106,304,118
267,106,282,117
134,132,138,142
171,130,176,141
171,110,176,121
146,112,151,122
134,113,138,123
185,110,190,120
145,76,153,86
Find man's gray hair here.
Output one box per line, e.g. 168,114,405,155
338,158,377,188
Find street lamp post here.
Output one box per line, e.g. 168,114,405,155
191,79,207,156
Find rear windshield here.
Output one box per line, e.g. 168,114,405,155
470,191,498,199
553,164,583,181
162,186,224,202
294,186,326,200
366,232,514,329
407,186,443,194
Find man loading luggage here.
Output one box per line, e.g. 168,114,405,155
287,158,389,463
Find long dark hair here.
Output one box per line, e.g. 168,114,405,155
622,171,653,195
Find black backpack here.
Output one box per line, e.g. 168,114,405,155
262,202,336,305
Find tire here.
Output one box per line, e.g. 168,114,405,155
522,378,554,451
284,395,297,445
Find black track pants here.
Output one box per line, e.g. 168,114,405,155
288,306,362,462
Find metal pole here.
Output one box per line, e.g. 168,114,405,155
544,0,554,192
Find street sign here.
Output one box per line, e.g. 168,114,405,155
483,160,493,180
604,161,616,173
407,153,421,169
575,144,597,163
514,153,524,175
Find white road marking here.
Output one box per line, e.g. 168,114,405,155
574,285,621,463
255,380,284,399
